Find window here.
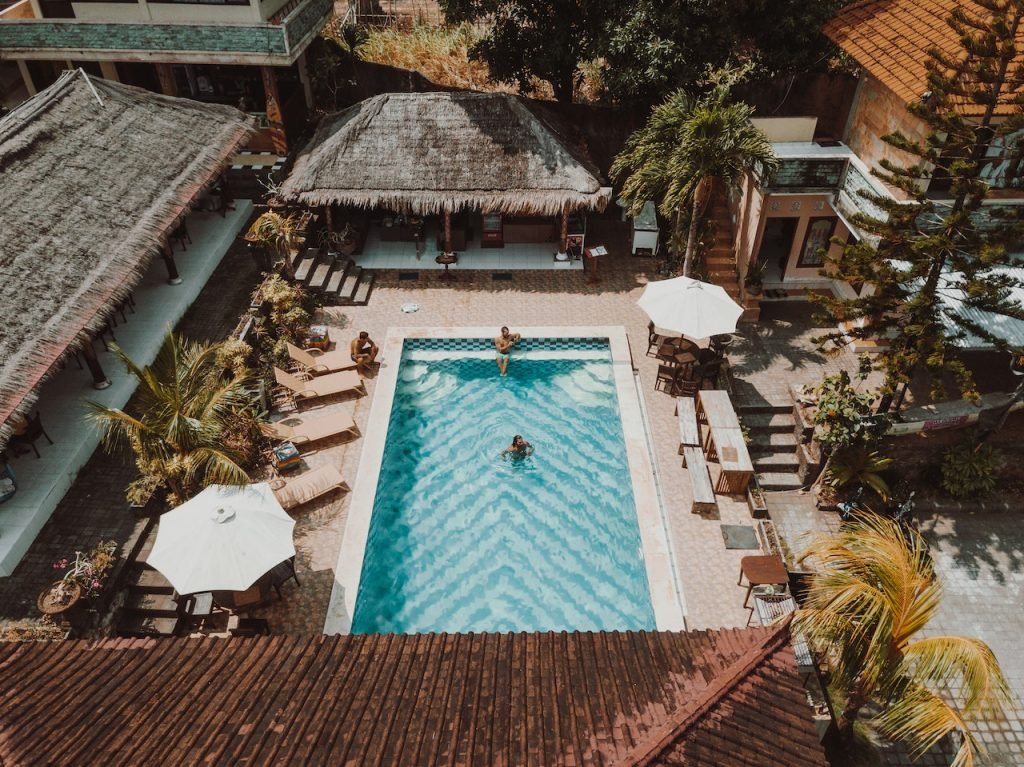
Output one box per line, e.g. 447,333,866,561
797,217,835,268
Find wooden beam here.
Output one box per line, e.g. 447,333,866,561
80,340,111,390
155,63,176,97
560,205,570,253
443,210,452,252
162,243,182,285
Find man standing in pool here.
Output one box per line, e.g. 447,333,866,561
494,326,521,376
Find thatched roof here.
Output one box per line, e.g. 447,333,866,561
280,92,612,215
0,70,254,447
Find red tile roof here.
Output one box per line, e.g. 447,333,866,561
0,626,828,766
824,0,1024,116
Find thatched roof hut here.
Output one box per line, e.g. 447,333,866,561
0,70,254,447
280,92,612,216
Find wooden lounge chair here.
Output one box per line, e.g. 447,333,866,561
261,411,360,446
274,367,365,404
270,465,350,511
286,342,357,376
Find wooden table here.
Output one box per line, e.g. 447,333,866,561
696,390,740,430
707,426,753,494
738,555,789,608
696,391,752,493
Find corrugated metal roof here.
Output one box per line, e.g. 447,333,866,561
939,266,1024,349
0,627,828,766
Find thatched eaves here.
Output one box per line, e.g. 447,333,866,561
0,70,254,447
280,92,612,216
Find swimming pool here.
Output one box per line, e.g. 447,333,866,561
327,327,684,634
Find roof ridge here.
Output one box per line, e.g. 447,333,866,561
618,620,795,767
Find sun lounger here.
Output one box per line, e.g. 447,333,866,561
261,411,360,446
270,465,349,511
286,342,358,376
274,367,365,404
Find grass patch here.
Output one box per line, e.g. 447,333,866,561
358,23,513,94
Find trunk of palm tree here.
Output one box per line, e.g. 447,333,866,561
682,192,701,277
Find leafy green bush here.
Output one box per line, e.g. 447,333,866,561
827,447,893,500
941,439,1002,498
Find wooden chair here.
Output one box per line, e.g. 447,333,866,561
647,321,671,356
675,378,701,398
10,412,53,458
696,359,724,388
268,556,300,598
654,364,682,394
710,334,735,356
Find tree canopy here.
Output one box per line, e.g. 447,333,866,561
612,69,776,275
440,0,611,102
814,0,1024,409
440,0,843,104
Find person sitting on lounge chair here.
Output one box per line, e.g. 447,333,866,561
349,331,379,374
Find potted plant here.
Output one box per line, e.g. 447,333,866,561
747,481,769,518
244,212,301,278
744,257,767,295
37,540,118,617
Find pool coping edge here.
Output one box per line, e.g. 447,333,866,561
323,326,687,634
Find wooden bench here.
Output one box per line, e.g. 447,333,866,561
675,397,701,456
682,446,717,514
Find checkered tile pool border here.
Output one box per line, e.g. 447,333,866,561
231,151,287,172
403,337,609,352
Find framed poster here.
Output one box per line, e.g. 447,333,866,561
797,217,835,268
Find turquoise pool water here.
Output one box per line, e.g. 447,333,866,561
351,338,656,634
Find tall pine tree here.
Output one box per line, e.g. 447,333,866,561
816,0,1024,412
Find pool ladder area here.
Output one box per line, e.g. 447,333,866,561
631,368,689,630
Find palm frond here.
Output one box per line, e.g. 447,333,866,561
903,635,1012,715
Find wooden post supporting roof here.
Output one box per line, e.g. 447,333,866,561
155,64,177,97
560,205,570,253
443,210,452,252
162,243,182,285
80,339,111,390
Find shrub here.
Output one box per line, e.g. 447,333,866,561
827,447,893,500
941,439,1002,498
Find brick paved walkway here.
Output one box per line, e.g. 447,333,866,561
769,488,1024,767
0,240,261,634
254,227,869,634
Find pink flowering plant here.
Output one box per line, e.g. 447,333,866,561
51,539,118,600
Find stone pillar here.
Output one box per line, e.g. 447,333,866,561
16,60,36,97
260,66,288,155
162,243,182,285
443,210,452,252
99,61,120,82
80,340,111,390
155,63,177,97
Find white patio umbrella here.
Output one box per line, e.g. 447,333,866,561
147,483,296,595
637,276,744,339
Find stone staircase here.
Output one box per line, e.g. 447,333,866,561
705,192,761,323
291,247,375,306
735,401,806,492
116,565,181,637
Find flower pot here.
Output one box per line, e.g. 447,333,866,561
37,581,82,615
747,488,769,519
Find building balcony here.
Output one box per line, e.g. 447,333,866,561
0,0,331,66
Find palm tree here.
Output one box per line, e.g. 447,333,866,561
796,513,1011,767
612,69,777,277
89,332,258,506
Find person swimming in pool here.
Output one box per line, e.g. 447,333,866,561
495,326,521,376
501,434,534,459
